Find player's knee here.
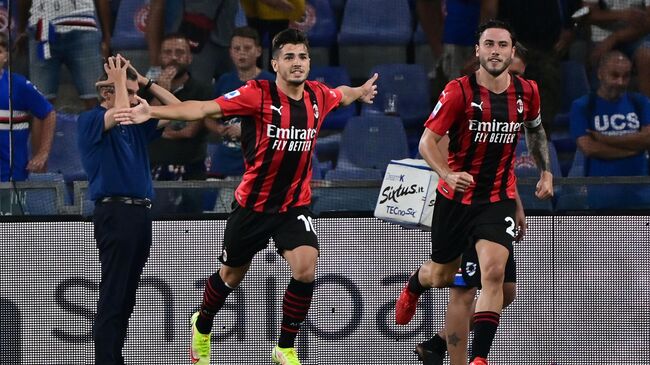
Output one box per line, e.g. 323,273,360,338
430,271,455,288
220,265,249,287
480,264,506,287
451,287,478,308
421,261,456,288
292,266,316,282
290,258,317,282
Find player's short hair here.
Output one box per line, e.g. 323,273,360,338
271,29,310,59
232,26,262,47
0,32,7,50
476,19,517,46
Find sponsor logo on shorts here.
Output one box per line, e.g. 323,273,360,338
465,262,477,276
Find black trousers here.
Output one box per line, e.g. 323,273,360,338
93,202,152,365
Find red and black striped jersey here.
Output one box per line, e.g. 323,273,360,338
424,73,541,205
215,80,342,213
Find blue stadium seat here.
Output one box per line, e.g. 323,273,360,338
559,61,590,113
514,138,562,211
555,149,588,210
338,0,412,45
309,66,356,129
311,153,324,180
329,0,347,14
25,172,65,215
550,129,577,176
48,113,86,183
311,167,382,213
360,64,431,127
291,0,337,47
337,0,412,79
324,167,383,180
567,149,586,177
553,112,570,129
337,115,410,173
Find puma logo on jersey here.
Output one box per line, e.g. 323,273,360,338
471,101,484,111
270,105,283,115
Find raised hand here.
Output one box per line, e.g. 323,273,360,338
104,55,130,84
114,96,151,124
156,65,179,91
358,73,379,104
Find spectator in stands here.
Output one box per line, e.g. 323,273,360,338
241,0,305,69
206,26,275,212
145,33,213,213
16,0,111,110
578,0,650,97
417,0,500,80
498,0,582,132
146,0,238,84
569,50,650,209
414,0,443,78
0,31,56,213
77,54,184,364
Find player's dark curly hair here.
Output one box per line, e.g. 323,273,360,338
476,19,517,46
271,28,310,59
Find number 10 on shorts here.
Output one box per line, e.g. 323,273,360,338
298,215,316,232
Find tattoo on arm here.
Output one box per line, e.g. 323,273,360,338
525,125,551,172
447,332,461,347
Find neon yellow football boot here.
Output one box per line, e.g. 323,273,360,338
271,345,302,365
189,312,211,365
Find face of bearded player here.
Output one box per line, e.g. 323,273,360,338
476,27,515,77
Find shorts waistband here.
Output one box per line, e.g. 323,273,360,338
97,197,152,209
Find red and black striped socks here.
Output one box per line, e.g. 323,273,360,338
471,311,500,359
196,270,234,334
278,277,315,348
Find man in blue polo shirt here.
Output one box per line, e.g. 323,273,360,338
0,31,56,214
570,50,650,209
77,54,182,365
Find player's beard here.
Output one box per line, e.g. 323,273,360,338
286,69,308,85
480,56,512,77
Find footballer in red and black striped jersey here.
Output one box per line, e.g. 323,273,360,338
215,79,342,213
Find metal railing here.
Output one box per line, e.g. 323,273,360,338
0,176,648,216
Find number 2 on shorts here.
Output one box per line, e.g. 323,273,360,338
505,216,516,237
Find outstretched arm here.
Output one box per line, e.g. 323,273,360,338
115,99,223,125
337,73,378,106
524,124,554,199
